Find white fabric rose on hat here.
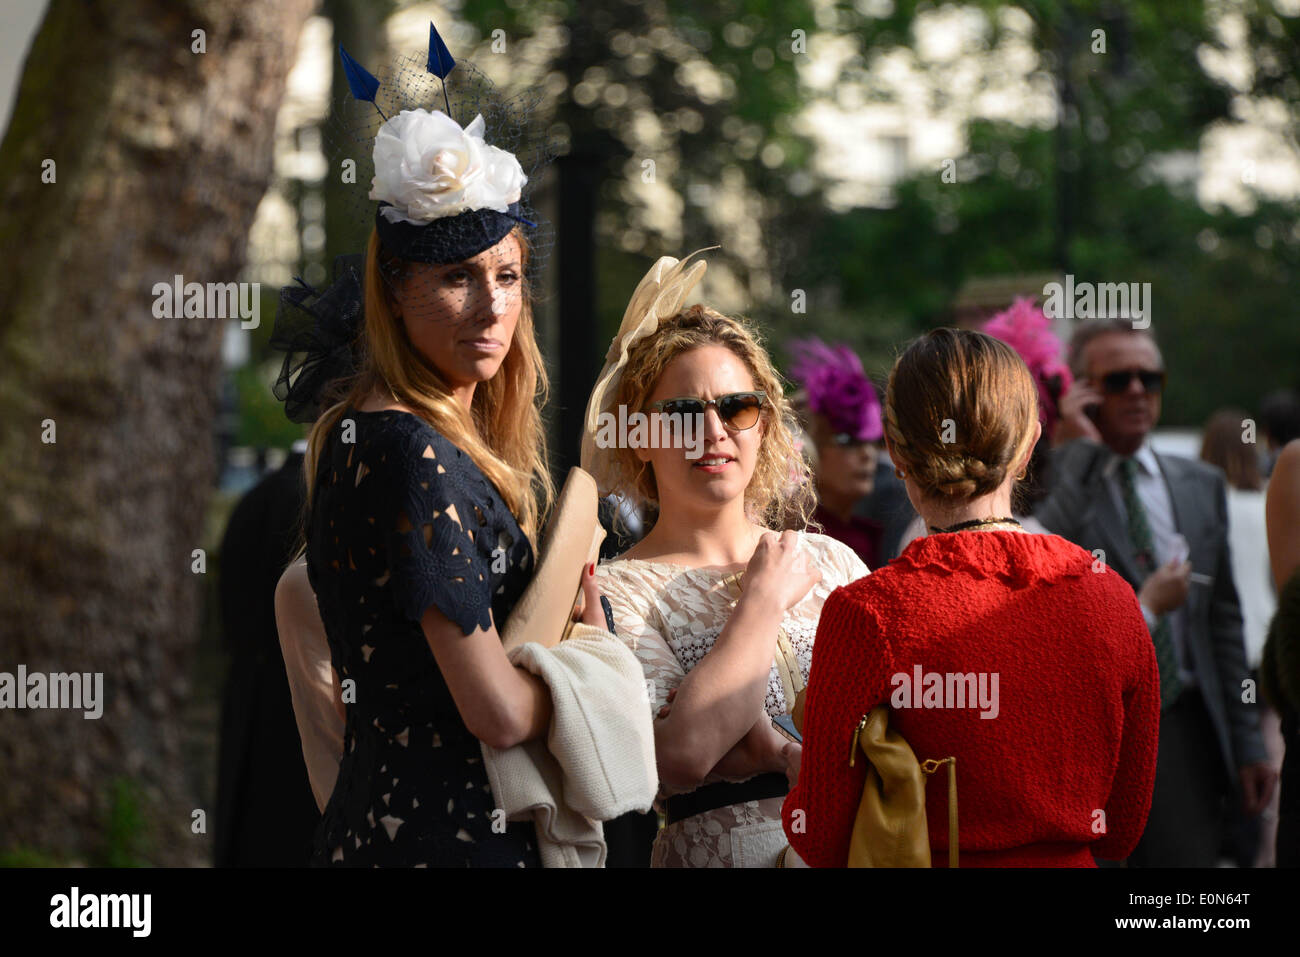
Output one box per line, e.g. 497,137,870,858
369,109,526,225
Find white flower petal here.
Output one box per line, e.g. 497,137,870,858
368,107,526,224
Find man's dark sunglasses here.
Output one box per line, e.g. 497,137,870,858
648,391,767,431
1099,369,1166,395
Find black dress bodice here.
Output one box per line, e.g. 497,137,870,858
305,407,539,866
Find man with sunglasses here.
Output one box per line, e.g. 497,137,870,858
1036,319,1273,867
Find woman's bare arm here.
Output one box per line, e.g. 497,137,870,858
653,590,786,788
422,563,606,749
275,561,345,813
421,604,552,750
654,532,820,789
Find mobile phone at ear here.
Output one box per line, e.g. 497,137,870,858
772,714,802,744
1084,401,1101,423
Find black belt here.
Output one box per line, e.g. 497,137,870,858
664,772,789,825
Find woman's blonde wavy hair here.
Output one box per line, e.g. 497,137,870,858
601,304,815,529
884,327,1038,503
303,226,553,541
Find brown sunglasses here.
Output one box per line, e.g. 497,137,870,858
647,391,767,431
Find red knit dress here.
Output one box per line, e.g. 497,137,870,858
782,531,1160,867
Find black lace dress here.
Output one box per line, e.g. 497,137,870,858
305,406,540,866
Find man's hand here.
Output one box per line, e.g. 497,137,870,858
1238,762,1277,816
1139,559,1191,616
1053,379,1104,446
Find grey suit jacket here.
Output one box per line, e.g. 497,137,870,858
1034,439,1266,783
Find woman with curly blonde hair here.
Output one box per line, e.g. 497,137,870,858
582,253,869,867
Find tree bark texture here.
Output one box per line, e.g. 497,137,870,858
0,0,317,864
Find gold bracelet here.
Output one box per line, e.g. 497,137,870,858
776,844,789,868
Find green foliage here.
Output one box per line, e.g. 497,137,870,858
773,2,1300,425
0,777,169,868
234,359,303,450
98,776,150,868
0,846,64,867
228,280,305,451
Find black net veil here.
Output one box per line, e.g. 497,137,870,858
270,48,555,424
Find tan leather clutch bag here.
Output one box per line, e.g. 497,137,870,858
501,467,606,653
847,707,958,868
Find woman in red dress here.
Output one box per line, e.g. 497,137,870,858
782,328,1160,867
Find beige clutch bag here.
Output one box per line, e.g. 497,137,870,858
501,467,606,653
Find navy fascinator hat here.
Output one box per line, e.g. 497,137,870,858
331,23,553,273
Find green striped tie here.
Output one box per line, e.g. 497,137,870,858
1118,456,1183,709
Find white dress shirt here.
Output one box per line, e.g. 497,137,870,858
1226,486,1274,669
1102,442,1196,686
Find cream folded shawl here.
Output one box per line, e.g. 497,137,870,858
481,623,658,867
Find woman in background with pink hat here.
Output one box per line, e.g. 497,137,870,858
787,338,886,569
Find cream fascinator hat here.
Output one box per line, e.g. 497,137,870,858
579,248,717,493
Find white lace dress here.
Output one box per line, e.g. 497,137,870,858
596,531,869,867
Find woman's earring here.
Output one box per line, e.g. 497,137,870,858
895,467,905,479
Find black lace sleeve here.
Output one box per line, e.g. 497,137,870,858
381,423,504,636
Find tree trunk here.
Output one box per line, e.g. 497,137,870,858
553,11,619,478
0,0,316,865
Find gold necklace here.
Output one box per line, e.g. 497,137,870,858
928,516,1023,534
